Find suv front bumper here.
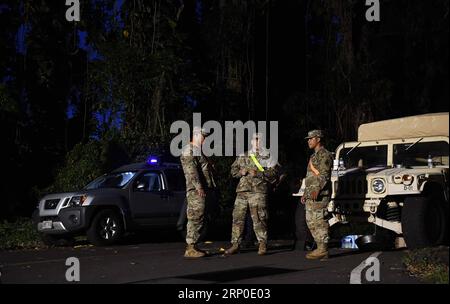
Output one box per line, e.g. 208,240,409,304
34,207,93,234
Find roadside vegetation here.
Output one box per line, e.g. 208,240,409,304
403,246,449,284
0,218,44,250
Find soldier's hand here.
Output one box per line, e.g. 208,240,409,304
300,196,306,204
248,169,257,177
197,188,206,197
311,191,319,201
240,169,248,176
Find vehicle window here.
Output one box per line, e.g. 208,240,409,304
135,172,162,192
84,171,137,189
339,145,388,169
394,141,449,167
164,169,186,191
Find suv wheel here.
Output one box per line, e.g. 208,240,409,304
87,209,123,246
402,196,448,249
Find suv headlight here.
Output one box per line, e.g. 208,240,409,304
371,179,386,194
68,195,87,207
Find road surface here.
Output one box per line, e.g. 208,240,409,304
0,239,420,284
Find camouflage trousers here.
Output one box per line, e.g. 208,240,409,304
231,192,268,245
186,190,206,245
305,197,330,244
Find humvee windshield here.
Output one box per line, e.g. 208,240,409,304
339,145,388,169
393,141,449,167
84,171,137,189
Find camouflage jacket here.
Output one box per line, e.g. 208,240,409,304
231,151,280,194
304,147,333,200
180,143,216,192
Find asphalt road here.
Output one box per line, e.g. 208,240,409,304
0,238,420,284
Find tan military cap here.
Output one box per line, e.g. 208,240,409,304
305,129,325,139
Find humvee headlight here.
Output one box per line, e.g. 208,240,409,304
371,179,386,194
402,174,414,186
69,195,87,207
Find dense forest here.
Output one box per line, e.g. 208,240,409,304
1,0,448,219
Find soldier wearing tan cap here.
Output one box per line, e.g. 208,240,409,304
301,130,333,260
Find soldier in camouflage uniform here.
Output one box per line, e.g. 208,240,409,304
225,133,280,256
301,130,333,260
180,127,216,258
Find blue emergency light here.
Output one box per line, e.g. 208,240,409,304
146,156,159,165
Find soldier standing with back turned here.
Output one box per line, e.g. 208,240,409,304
180,126,216,258
301,130,333,260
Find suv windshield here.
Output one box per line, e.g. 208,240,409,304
339,145,388,169
84,171,137,189
394,141,449,167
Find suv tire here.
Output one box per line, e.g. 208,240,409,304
87,209,124,246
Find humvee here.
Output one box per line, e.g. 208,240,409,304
329,113,449,249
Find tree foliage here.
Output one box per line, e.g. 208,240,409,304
0,0,448,218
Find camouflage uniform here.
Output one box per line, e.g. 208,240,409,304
230,151,279,245
180,143,216,245
303,147,333,245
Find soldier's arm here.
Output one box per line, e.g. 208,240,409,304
251,162,279,182
264,163,281,184
180,155,203,190
230,157,242,178
311,153,332,192
201,161,214,188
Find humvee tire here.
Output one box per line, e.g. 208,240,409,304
402,196,448,249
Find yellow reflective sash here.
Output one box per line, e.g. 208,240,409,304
250,154,265,172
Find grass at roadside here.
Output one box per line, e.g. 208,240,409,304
0,218,44,250
403,246,449,284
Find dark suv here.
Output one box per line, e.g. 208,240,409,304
33,160,216,246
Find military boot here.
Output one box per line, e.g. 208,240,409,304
305,240,317,251
184,244,206,258
224,243,240,255
257,242,267,255
305,243,328,260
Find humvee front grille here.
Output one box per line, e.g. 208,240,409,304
335,177,368,196
44,199,60,210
